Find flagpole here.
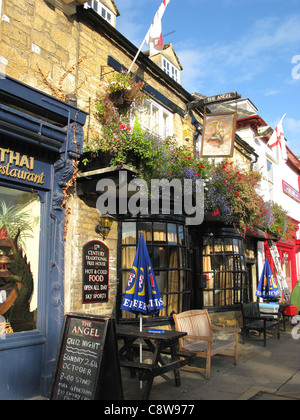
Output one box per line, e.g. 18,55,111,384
127,0,171,73
128,36,148,74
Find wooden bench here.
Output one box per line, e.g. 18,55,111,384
173,310,240,380
241,302,280,347
120,351,195,382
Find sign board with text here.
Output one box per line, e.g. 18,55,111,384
82,241,109,303
282,180,300,203
49,314,123,400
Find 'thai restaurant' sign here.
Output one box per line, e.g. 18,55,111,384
0,148,48,186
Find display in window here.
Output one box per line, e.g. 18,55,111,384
0,190,40,333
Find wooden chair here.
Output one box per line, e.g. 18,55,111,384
173,310,240,380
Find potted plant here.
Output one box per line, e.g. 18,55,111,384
0,199,35,247
95,71,145,124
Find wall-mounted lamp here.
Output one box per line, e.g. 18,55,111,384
95,214,116,240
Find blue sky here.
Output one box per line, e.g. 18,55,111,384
116,0,300,154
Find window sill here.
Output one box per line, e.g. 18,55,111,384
0,330,46,351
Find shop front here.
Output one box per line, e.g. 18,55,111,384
0,76,87,399
265,220,300,294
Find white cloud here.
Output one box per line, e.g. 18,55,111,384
176,13,300,93
286,117,300,133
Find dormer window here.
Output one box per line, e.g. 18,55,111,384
162,57,179,83
86,1,113,25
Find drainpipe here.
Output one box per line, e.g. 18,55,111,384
251,152,259,171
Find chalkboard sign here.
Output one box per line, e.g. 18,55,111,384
82,241,109,303
49,314,123,400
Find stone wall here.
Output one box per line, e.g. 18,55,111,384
0,0,197,147
64,193,119,317
0,0,199,318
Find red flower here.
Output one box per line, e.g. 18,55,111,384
235,192,240,197
212,208,220,217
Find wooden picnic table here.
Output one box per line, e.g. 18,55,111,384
116,325,195,400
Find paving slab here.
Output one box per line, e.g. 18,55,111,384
122,332,300,401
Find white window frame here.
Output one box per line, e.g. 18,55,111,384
162,57,179,83
86,1,113,25
137,99,173,139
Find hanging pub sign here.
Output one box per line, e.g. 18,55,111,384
49,314,123,400
201,112,236,158
83,241,109,303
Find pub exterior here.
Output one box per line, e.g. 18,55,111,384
0,76,87,399
1,0,299,400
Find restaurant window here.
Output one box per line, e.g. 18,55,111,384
0,186,40,333
120,219,191,320
202,230,248,309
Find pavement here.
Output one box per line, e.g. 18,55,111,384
122,329,300,401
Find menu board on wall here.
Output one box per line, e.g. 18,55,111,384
49,314,123,400
82,241,109,304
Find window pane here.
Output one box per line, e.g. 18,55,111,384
122,222,136,245
169,248,178,268
153,223,166,243
202,232,248,308
163,112,170,138
179,248,187,267
178,225,185,246
180,271,189,291
0,186,40,333
121,221,190,319
204,291,214,307
122,246,136,268
153,246,167,268
138,222,152,243
152,105,159,134
155,270,167,294
168,223,177,244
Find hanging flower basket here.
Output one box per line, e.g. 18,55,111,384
108,89,133,109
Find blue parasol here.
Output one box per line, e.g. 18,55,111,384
120,234,164,389
121,234,164,316
256,259,281,300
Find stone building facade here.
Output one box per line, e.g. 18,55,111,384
0,0,203,322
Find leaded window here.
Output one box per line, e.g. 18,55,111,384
202,230,248,308
120,219,191,320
